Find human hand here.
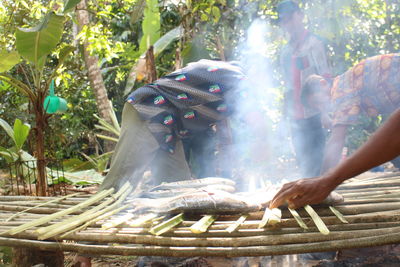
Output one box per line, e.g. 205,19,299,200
269,176,337,209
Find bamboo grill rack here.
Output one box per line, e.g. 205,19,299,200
0,173,399,257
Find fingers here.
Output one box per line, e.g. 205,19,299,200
269,182,301,209
287,194,309,209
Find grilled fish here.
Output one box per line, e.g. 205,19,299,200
131,189,261,215
149,177,236,191
140,184,236,199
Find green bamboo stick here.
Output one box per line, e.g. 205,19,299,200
102,213,135,230
288,208,308,229
5,188,114,235
226,215,248,233
127,213,158,227
149,213,184,236
258,208,281,228
5,193,82,222
329,206,348,224
37,183,132,240
36,182,130,236
304,205,329,235
190,215,217,234
60,204,130,238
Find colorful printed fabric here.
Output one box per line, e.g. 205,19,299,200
126,60,245,153
331,54,400,126
280,31,332,120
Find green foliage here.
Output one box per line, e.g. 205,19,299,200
1,0,399,172
139,0,161,53
0,50,20,72
0,246,12,265
0,118,30,161
12,118,30,150
63,0,81,13
15,13,65,69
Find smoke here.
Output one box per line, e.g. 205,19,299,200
228,19,296,191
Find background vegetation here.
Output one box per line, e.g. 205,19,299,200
0,0,399,169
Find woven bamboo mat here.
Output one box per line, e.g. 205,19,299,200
0,172,399,257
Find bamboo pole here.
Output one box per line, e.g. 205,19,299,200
338,181,400,189
338,198,400,205
0,202,78,209
0,232,399,257
35,183,129,236
5,224,400,248
4,193,82,222
37,182,131,240
60,204,130,238
2,220,399,240
4,188,114,235
0,196,92,202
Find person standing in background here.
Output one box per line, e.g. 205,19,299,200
277,0,332,178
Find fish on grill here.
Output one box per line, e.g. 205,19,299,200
140,184,236,199
130,189,262,215
149,177,236,191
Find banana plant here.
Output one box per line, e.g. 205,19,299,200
0,118,30,163
0,0,81,195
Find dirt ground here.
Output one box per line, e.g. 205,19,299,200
65,254,321,267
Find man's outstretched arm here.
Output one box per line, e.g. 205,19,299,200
270,108,400,209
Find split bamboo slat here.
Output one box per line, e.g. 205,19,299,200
0,173,399,257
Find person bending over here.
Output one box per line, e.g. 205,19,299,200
270,107,400,209
300,53,400,174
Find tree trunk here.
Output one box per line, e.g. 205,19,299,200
12,247,64,267
145,46,157,83
76,0,114,152
35,91,47,197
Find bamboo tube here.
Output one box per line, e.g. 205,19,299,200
4,193,82,222
4,188,114,235
37,183,131,240
0,231,399,257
